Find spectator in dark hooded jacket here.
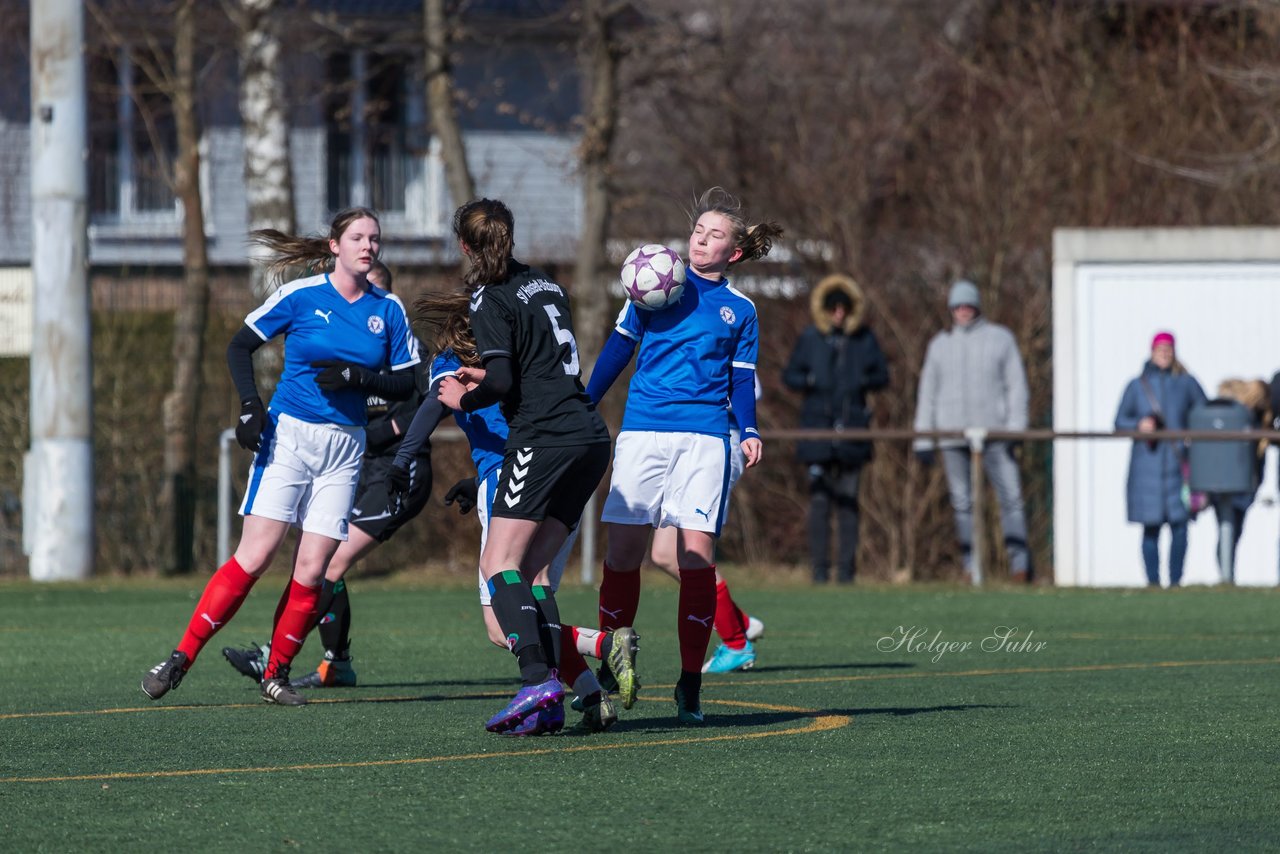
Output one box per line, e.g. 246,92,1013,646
783,274,889,583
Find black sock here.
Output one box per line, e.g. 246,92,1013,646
677,670,702,709
316,579,351,658
488,570,549,684
532,585,561,672
599,632,614,662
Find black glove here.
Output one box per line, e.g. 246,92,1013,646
914,448,936,467
236,397,267,452
444,476,478,515
387,463,412,514
312,360,373,391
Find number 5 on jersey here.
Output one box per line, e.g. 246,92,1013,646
543,305,580,377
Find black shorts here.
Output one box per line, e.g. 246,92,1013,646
491,442,610,526
349,455,431,543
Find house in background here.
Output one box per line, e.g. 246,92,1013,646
0,0,583,279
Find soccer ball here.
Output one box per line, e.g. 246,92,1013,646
620,244,686,310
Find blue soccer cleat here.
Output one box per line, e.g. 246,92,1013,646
702,641,756,674
485,672,564,734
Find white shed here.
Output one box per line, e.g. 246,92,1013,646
1053,227,1280,587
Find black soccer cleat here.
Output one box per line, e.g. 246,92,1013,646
222,642,268,683
261,665,306,706
142,650,190,700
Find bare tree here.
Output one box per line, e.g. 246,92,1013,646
425,0,475,209
88,0,213,574
228,0,296,400
234,0,296,298
573,0,625,372
159,0,210,575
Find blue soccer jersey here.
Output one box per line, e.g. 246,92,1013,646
431,349,508,481
246,273,420,426
613,268,758,436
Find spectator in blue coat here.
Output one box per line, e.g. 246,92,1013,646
1114,331,1207,587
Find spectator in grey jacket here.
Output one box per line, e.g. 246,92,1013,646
913,279,1030,581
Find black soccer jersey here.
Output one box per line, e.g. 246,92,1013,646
469,262,610,447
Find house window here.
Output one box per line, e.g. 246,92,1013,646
88,51,179,224
325,50,441,234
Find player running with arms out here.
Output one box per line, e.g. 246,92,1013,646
220,260,435,690
141,208,420,706
434,199,612,736
587,187,781,724
387,290,635,731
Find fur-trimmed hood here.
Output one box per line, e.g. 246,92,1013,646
810,274,866,334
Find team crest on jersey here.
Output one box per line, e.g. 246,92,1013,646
367,316,385,334
719,306,737,325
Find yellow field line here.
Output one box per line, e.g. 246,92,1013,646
4,655,1275,723
713,656,1280,689
0,699,849,784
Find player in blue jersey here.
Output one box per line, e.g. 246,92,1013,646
587,187,782,725
219,260,435,690
389,290,633,732
433,199,612,736
648,385,767,675
141,208,420,707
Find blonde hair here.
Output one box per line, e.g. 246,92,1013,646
1217,378,1269,417
452,199,514,288
249,207,381,284
690,187,783,266
413,289,479,368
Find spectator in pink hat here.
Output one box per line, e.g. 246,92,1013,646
1114,331,1207,587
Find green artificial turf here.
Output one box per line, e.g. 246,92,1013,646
1,578,1278,851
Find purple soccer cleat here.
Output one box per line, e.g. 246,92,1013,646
501,700,566,737
485,673,565,734
540,700,565,734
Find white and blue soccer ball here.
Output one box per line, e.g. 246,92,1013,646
620,244,686,310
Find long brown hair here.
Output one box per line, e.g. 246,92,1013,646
414,289,479,367
452,199,514,288
249,206,381,284
689,187,783,266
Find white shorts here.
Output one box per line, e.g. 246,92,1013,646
724,427,746,518
239,412,365,541
601,430,731,535
477,469,577,606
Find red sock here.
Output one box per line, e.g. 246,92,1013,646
559,626,591,688
677,566,717,673
272,575,292,626
176,557,257,664
714,580,749,650
264,580,321,679
599,562,641,630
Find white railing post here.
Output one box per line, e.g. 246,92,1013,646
580,491,598,585
966,428,988,587
217,428,236,566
